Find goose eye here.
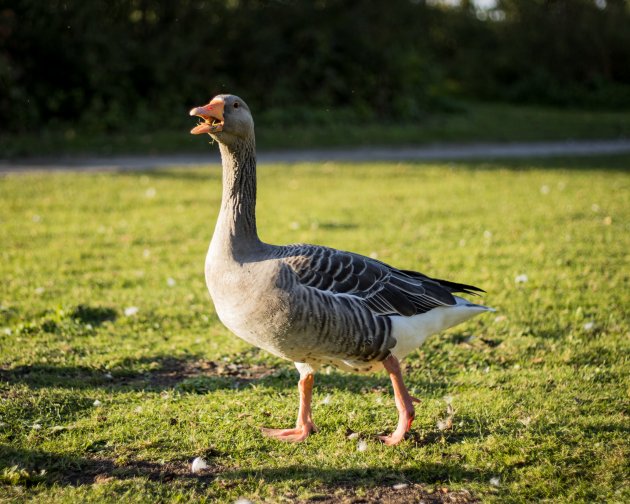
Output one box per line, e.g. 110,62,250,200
233,102,239,109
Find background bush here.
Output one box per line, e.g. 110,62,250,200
1,0,629,134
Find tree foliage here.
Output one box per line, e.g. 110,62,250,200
0,0,628,133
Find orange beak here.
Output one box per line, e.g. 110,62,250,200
189,97,225,134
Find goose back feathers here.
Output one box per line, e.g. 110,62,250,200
264,244,488,371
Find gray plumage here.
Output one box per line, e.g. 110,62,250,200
190,93,493,444
195,94,491,376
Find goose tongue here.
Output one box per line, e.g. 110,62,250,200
189,97,225,134
190,122,213,135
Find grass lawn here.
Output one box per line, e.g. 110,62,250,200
0,155,628,503
2,102,630,158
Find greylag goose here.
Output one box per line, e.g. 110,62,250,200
189,94,492,445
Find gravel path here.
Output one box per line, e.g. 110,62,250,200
2,139,629,174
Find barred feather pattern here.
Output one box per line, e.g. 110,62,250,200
268,244,483,364
274,262,394,364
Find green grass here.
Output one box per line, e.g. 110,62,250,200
2,101,630,158
1,155,629,503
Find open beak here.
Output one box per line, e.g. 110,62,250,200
189,97,225,134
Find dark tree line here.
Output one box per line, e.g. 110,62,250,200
1,0,629,133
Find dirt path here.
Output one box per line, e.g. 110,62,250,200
2,139,629,174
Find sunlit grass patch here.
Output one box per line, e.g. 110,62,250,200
0,155,628,502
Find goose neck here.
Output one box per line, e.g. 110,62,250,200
215,139,260,252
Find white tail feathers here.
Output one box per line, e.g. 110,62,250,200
390,298,493,361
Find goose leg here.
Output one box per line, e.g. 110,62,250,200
261,365,317,442
379,354,420,445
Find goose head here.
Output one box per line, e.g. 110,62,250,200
189,94,254,147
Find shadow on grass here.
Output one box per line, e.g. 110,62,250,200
0,445,206,487
0,445,492,491
223,463,494,488
69,304,118,325
0,354,453,397
0,355,287,393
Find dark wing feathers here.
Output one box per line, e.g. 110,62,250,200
399,269,485,296
372,284,417,316
280,245,483,318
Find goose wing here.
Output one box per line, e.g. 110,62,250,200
279,245,483,317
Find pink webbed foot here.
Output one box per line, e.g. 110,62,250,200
261,368,317,443
261,422,317,443
378,412,414,445
379,355,420,445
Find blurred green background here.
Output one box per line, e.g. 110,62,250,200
1,0,629,155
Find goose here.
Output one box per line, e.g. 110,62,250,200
189,94,492,445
